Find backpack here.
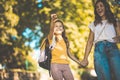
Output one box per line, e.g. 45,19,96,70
38,38,52,71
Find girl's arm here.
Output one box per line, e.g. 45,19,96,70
67,48,81,65
48,14,58,40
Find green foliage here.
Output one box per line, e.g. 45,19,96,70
0,0,38,70
0,0,119,75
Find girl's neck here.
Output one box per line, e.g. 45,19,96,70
56,35,63,41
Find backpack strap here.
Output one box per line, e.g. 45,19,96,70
40,37,47,49
40,37,52,76
45,38,52,77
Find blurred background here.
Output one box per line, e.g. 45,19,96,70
0,0,120,80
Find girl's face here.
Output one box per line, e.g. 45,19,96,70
54,22,64,35
96,2,105,19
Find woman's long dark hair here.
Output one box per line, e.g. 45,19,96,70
94,0,116,27
54,20,70,49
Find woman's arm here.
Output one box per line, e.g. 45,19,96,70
84,30,94,59
116,21,120,41
114,21,120,43
116,21,120,36
67,29,94,66
80,29,94,67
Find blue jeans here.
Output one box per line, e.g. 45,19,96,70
94,40,120,80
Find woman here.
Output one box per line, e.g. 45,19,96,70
80,0,120,80
48,14,81,80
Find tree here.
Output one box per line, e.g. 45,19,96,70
0,0,119,76
0,0,39,70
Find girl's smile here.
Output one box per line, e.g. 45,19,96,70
54,22,64,35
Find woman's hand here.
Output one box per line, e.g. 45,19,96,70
113,36,120,43
80,58,89,68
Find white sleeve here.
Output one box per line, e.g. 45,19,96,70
49,35,56,49
88,22,95,33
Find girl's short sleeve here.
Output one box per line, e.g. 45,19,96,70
88,22,95,33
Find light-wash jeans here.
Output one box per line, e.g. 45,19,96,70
50,63,74,80
94,40,120,80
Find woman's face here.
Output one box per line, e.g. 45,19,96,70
54,22,64,35
96,2,105,19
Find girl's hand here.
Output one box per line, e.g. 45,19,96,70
51,14,59,23
51,14,57,20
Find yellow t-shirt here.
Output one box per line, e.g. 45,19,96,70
48,38,69,64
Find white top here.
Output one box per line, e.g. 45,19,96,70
89,20,116,43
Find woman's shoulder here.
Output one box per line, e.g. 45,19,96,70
88,21,95,27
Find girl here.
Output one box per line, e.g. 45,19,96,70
80,0,120,80
48,14,81,80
